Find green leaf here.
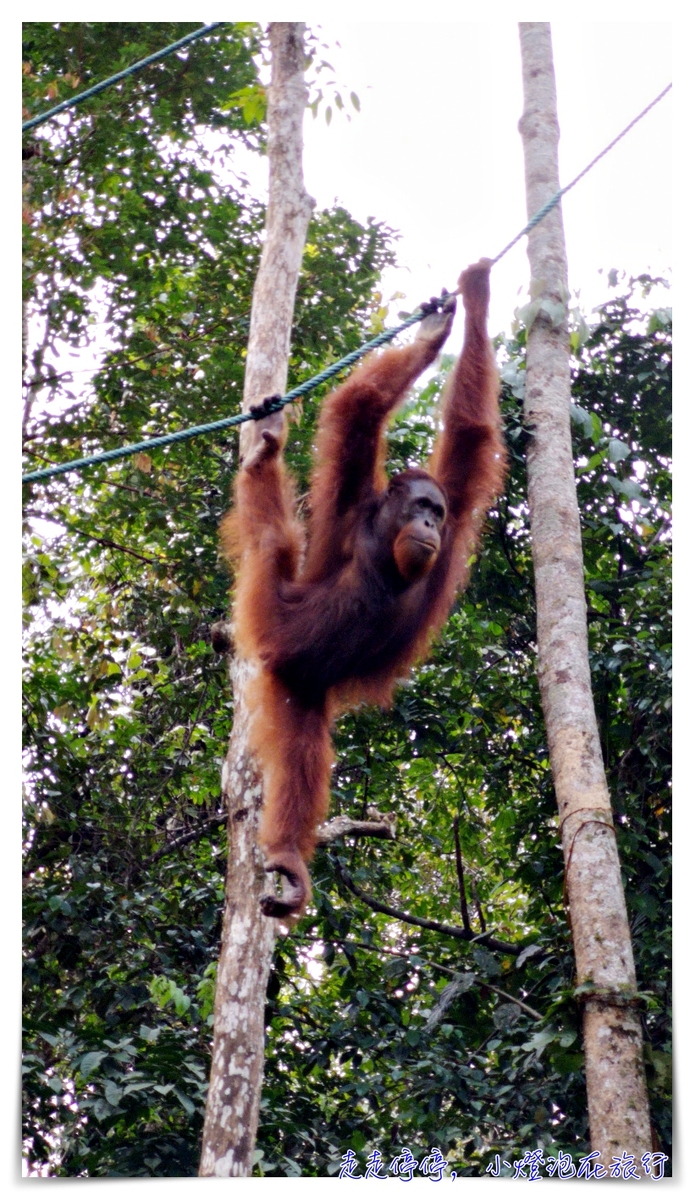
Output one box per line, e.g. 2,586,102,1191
570,404,593,437
174,1087,196,1115
539,298,566,329
606,475,643,501
103,1080,123,1106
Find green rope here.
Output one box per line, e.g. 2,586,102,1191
22,23,225,133
490,82,672,265
22,79,672,486
22,306,442,484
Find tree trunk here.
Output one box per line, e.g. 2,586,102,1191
199,23,314,1177
518,22,652,1162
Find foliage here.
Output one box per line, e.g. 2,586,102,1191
252,277,671,1178
23,24,670,1180
22,22,395,1177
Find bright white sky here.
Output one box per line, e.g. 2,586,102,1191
236,17,672,341
19,17,675,410
305,22,672,336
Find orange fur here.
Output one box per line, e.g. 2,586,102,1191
223,260,507,918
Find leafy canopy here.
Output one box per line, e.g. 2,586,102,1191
22,22,670,1179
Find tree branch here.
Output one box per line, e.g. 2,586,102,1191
316,811,397,846
333,860,519,954
147,812,227,864
148,807,398,866
452,817,472,934
67,525,163,565
292,933,543,1021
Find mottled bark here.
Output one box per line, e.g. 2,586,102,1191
518,22,651,1160
239,23,315,461
199,23,314,1177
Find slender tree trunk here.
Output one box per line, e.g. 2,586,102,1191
199,23,314,1177
518,22,652,1162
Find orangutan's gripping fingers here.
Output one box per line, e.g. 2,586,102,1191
259,893,301,920
457,258,492,314
415,298,456,351
244,426,284,471
259,858,310,919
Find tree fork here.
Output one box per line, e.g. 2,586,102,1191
518,21,652,1161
